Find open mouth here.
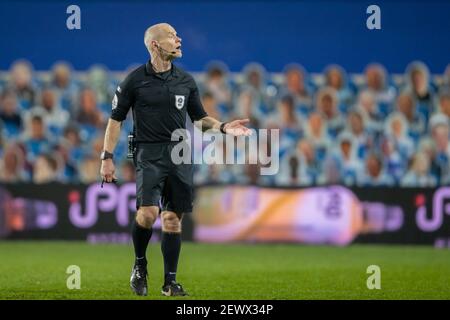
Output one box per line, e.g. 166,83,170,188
176,46,181,50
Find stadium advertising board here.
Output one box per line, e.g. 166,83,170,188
0,184,449,246
0,183,195,242
194,186,450,246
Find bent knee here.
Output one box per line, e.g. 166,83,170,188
136,206,159,228
161,211,183,233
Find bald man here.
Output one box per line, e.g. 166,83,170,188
100,23,251,297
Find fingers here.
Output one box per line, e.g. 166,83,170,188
102,175,118,184
229,119,249,127
228,127,253,136
237,118,250,125
100,161,116,183
227,119,252,136
101,172,116,183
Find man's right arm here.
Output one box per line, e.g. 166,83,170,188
100,118,122,183
100,71,135,183
104,118,122,154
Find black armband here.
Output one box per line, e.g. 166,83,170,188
220,122,228,134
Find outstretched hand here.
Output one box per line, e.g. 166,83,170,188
224,119,253,136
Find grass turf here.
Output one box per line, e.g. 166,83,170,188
0,241,449,299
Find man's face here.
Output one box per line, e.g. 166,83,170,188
398,94,414,118
33,156,54,183
12,63,32,89
286,70,304,92
367,156,381,177
248,71,261,88
359,91,375,113
309,113,322,132
366,67,383,90
440,96,450,117
412,70,426,91
382,139,394,156
349,113,363,134
340,141,352,157
80,89,96,112
414,154,429,175
65,129,80,146
156,25,182,59
42,89,55,110
327,69,342,89
31,119,45,139
4,150,18,171
279,100,293,122
1,93,18,114
321,95,334,118
53,65,70,88
391,119,403,137
433,125,449,151
208,69,224,82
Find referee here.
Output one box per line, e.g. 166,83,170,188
100,23,251,296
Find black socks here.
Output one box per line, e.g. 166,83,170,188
132,219,153,266
132,219,182,285
161,232,181,285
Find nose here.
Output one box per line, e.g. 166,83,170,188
177,36,182,44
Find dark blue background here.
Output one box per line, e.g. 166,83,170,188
0,0,449,72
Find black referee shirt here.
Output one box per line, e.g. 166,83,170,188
110,61,208,143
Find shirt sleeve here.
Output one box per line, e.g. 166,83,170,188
187,76,208,122
110,74,134,122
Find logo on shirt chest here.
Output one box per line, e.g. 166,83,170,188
175,95,185,110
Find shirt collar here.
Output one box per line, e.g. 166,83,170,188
145,60,179,79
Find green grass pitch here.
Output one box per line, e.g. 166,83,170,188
0,241,449,299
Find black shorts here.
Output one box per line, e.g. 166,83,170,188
135,142,193,213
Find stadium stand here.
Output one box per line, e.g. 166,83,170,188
1,60,449,187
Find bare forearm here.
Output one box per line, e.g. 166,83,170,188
195,116,222,132
103,118,122,153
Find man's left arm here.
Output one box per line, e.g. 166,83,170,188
197,116,252,136
196,116,222,132
187,79,252,136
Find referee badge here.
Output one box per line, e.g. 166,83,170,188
175,95,185,109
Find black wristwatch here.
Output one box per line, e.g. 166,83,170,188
219,122,228,134
100,150,114,160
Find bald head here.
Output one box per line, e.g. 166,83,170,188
144,23,171,47
144,23,182,58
